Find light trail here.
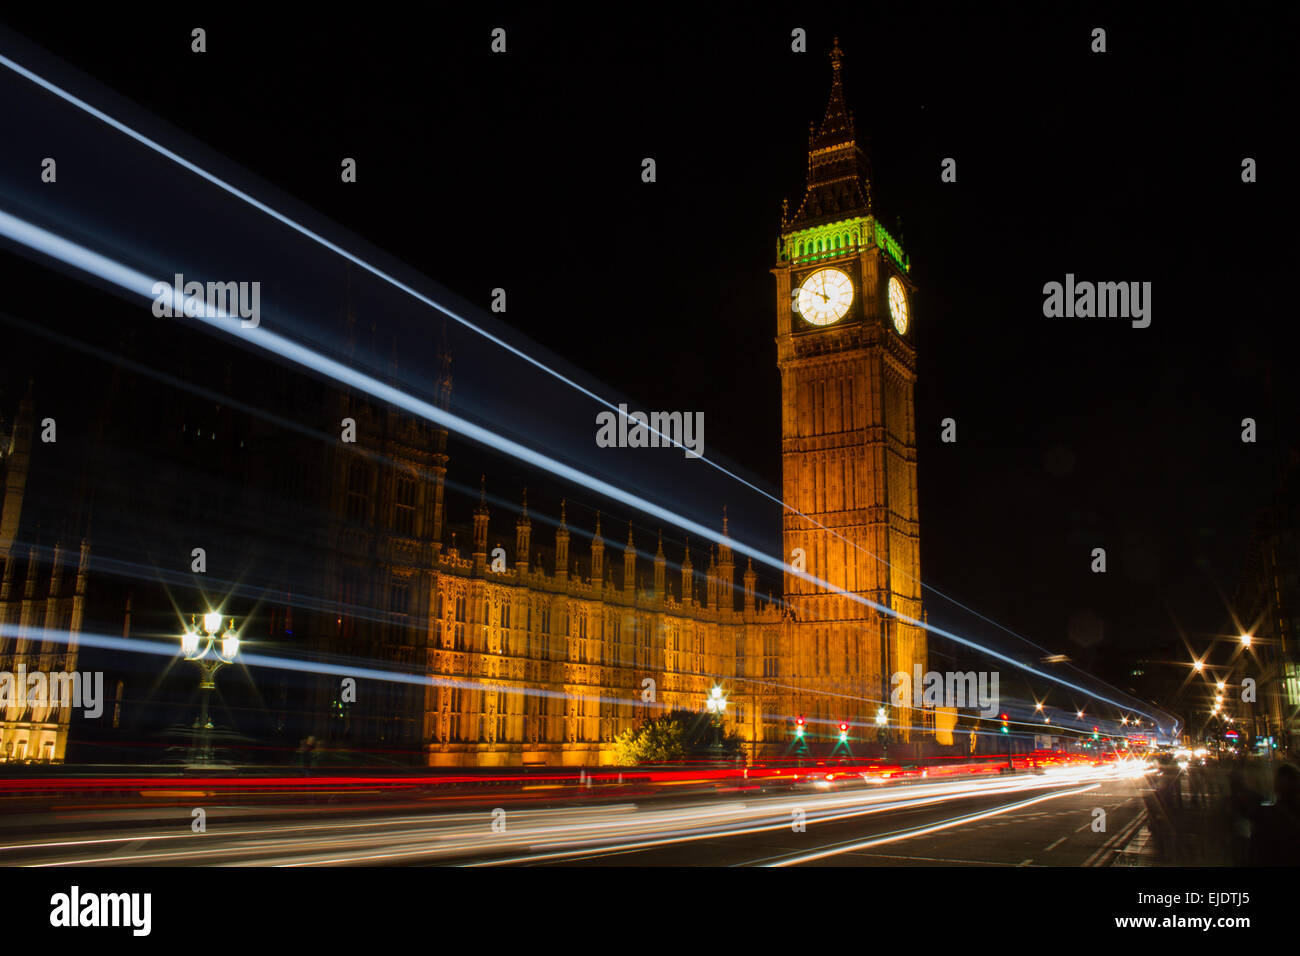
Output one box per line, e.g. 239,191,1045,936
0,44,1146,697
761,782,1102,866
0,764,1132,867
0,204,1177,733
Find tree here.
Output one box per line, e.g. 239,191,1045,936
613,708,746,766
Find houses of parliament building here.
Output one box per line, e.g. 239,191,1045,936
0,40,926,767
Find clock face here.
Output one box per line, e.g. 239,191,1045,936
796,268,854,326
888,276,909,334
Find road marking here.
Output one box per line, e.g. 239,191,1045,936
763,782,1100,867
840,851,1005,865
1044,836,1066,851
1018,858,1033,866
1083,807,1147,867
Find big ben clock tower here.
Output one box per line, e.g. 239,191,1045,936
774,39,925,743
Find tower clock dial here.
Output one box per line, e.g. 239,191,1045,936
795,268,853,326
888,275,909,334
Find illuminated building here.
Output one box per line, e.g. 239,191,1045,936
0,39,926,768
388,39,927,765
0,382,89,763
772,38,926,742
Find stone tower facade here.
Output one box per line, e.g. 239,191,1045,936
772,39,926,741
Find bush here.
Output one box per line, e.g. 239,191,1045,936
612,708,745,766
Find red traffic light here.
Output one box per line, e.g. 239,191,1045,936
796,716,805,726
839,722,848,733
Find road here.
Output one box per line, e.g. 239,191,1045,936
0,763,1151,866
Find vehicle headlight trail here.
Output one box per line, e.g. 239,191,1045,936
0,44,1161,709
0,204,1177,732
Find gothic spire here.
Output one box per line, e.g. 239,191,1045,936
812,38,854,148
787,38,872,231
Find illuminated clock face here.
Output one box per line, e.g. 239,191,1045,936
888,276,909,334
796,268,853,326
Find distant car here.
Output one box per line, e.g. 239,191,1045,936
1151,752,1183,776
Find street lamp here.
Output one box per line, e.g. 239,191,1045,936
1240,633,1253,648
705,685,727,753
180,612,240,764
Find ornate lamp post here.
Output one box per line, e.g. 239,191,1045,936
705,685,727,752
181,611,240,764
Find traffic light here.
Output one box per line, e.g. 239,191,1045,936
838,721,849,742
1000,713,1008,734
795,716,805,738
1093,726,1099,740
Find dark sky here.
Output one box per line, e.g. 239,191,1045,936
2,5,1297,692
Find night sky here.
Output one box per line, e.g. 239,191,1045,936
2,5,1297,696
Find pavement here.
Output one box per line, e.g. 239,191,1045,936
1108,760,1271,867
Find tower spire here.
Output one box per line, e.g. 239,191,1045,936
591,511,605,584
555,498,570,581
815,37,853,146
472,475,489,571
515,487,531,574
787,38,872,230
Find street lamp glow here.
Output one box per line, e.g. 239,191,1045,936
1216,681,1225,691
875,707,888,726
1193,660,1205,672
1035,701,1043,711
1076,710,1084,718
1241,633,1253,648
180,610,241,764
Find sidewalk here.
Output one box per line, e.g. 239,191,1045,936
1110,768,1233,866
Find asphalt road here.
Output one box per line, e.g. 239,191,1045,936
0,764,1151,866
